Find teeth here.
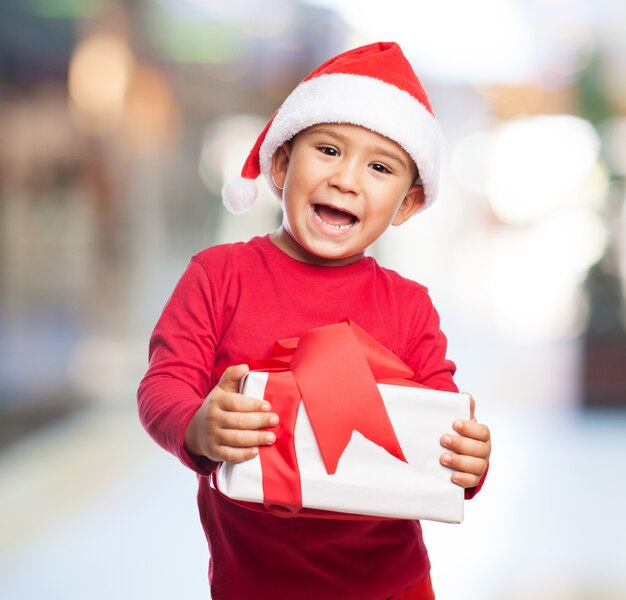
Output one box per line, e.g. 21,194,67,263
313,210,355,230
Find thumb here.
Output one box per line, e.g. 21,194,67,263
218,364,250,393
462,392,476,421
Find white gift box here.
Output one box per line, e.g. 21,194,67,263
215,371,469,523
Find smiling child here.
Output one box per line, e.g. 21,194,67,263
138,42,491,600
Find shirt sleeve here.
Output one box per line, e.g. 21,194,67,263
137,257,221,476
406,288,458,393
406,288,487,500
464,465,488,499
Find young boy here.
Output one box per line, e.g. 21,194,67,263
138,42,491,600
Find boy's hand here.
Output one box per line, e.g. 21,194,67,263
184,364,279,463
439,394,491,489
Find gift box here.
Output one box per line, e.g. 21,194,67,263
213,321,469,524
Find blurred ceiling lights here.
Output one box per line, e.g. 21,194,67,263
304,0,605,86
304,0,536,83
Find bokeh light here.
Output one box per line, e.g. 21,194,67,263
304,0,537,83
124,64,180,152
486,115,606,225
68,33,134,135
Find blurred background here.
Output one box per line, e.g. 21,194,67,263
0,0,625,598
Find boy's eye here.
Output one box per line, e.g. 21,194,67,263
370,162,392,174
317,145,339,157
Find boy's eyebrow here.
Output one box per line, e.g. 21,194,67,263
307,127,411,170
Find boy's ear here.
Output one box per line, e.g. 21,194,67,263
270,142,292,190
392,184,426,226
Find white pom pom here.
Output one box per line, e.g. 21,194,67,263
221,177,258,214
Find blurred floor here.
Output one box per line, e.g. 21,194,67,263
1,337,625,600
0,404,209,599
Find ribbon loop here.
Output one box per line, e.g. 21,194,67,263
291,322,407,474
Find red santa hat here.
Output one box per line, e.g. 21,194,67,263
222,41,442,214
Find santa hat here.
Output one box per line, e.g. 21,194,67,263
222,41,442,214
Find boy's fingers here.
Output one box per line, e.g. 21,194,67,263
216,445,260,464
452,419,490,443
440,452,486,476
450,470,482,489
217,428,276,450
219,409,279,431
217,364,250,393
217,392,273,414
440,432,490,459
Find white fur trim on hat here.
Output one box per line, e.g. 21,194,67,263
221,176,258,215
258,73,443,210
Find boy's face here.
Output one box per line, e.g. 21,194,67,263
270,123,424,266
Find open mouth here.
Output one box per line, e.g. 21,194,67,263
313,204,358,230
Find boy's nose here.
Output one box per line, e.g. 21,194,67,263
328,161,361,194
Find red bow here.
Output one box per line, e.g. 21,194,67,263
240,320,419,516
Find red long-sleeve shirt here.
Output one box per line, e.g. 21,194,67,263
138,235,483,600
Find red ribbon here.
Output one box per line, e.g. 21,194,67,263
240,320,422,516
